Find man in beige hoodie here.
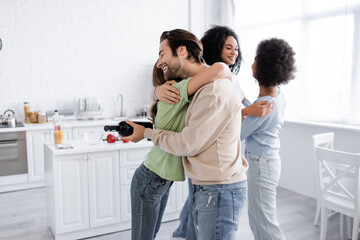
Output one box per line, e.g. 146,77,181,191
122,29,248,240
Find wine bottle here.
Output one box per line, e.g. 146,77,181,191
104,121,153,137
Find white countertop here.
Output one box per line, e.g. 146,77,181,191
0,118,150,133
45,139,153,156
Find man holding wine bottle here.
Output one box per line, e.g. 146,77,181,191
122,29,248,240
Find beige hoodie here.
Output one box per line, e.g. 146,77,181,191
144,78,248,185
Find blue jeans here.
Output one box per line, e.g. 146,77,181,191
172,178,196,240
246,151,286,240
191,181,247,240
131,163,173,240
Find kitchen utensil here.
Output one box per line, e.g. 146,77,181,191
3,109,16,127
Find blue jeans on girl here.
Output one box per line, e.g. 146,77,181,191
246,151,285,240
131,163,173,240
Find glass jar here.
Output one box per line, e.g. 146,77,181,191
38,112,46,123
24,102,30,123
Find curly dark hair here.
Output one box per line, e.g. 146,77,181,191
254,38,296,87
200,25,242,75
160,29,204,64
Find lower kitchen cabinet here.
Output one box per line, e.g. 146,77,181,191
46,150,121,239
26,128,71,182
27,126,102,182
45,142,188,240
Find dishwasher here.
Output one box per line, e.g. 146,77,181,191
0,131,28,176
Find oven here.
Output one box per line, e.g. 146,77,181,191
0,131,28,176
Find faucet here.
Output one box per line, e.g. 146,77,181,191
117,94,125,117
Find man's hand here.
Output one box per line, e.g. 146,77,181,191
155,80,181,104
120,120,145,143
242,100,274,117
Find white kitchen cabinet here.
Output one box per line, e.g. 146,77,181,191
119,147,182,222
45,141,188,239
88,151,121,227
27,129,51,182
52,153,89,234
26,128,71,182
47,150,120,237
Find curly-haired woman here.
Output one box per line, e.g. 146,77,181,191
241,38,296,240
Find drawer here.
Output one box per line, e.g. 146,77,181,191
120,148,151,167
72,126,105,139
120,166,138,185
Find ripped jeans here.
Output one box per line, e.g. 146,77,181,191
130,163,173,240
191,180,247,240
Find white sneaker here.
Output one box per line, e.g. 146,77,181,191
169,235,185,240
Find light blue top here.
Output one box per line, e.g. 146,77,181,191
240,89,286,156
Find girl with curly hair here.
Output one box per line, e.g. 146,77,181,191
241,38,296,240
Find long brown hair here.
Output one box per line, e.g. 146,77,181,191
150,62,166,123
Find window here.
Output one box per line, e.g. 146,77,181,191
234,0,360,125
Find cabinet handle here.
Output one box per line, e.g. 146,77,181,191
0,141,18,148
82,156,88,161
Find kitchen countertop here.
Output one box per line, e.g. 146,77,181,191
0,118,150,133
45,139,153,156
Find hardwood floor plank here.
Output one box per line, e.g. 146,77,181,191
0,186,352,240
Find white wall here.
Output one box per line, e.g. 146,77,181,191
279,121,360,199
189,0,235,38
0,0,189,120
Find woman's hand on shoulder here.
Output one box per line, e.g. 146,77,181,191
242,100,274,117
154,80,181,104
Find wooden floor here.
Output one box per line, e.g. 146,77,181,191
0,186,351,240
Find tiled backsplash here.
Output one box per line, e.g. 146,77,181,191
0,0,189,120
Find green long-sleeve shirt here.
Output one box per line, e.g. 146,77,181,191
144,78,191,181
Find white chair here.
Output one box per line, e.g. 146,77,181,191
313,132,334,225
314,139,360,240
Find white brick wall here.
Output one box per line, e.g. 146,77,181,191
0,0,189,120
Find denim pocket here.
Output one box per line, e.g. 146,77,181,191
149,175,168,188
195,186,219,210
232,188,247,221
146,174,172,201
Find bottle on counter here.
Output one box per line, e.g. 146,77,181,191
53,110,64,145
24,102,31,123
